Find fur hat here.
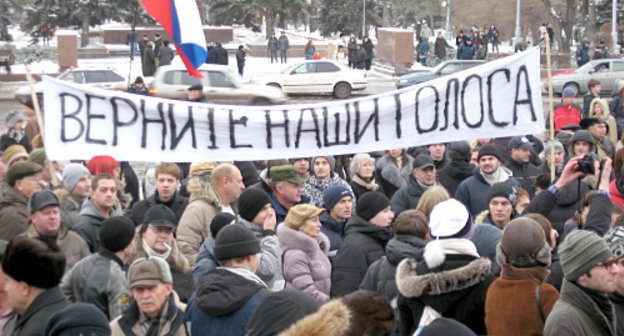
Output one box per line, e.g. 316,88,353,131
44,303,111,336
355,191,390,221
277,299,351,336
312,156,336,171
1,144,28,165
247,289,321,336
323,185,354,211
559,229,612,281
62,163,90,193
99,216,136,252
428,199,474,240
341,290,395,336
238,188,272,222
496,217,551,268
128,257,172,288
5,110,25,130
2,236,66,288
284,204,325,230
214,224,260,261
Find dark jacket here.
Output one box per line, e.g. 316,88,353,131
363,40,374,60
504,158,540,197
278,35,289,50
544,280,616,335
434,36,451,58
455,168,520,216
122,161,140,208
142,47,156,76
111,293,188,336
11,287,68,336
437,161,476,196
319,212,346,255
267,37,278,51
72,198,116,253
546,180,592,235
609,291,624,336
126,192,189,226
458,44,474,60
390,175,428,216
349,175,385,200
186,268,269,336
583,91,600,118
0,187,29,240
331,214,391,297
0,132,31,152
396,255,494,336
207,45,228,65
236,49,245,67
60,248,131,320
157,45,174,66
360,234,426,302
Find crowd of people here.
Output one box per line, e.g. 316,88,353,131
135,34,175,77
3,70,624,336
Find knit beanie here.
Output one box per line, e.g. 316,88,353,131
356,191,390,221
562,87,577,98
44,303,111,336
5,110,25,130
559,229,612,281
496,217,551,268
210,213,237,238
238,188,271,222
428,199,474,239
27,148,47,167
323,185,354,211
247,289,321,336
62,163,90,193
486,183,518,206
604,227,624,259
312,156,336,171
477,144,501,162
99,216,136,252
1,144,28,165
213,224,260,261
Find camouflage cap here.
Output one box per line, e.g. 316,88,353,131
270,165,304,185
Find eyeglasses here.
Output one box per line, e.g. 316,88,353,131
598,258,618,269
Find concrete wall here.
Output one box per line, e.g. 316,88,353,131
103,27,234,44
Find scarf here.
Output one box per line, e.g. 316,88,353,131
481,166,513,186
423,238,480,269
579,284,614,325
8,129,24,143
417,180,434,191
351,174,379,191
221,266,267,287
142,240,171,260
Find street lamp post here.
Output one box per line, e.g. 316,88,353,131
444,0,452,40
362,0,366,37
612,0,618,53
514,0,522,45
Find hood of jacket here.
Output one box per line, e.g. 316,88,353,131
568,130,595,156
396,255,492,314
319,212,345,235
186,177,221,207
195,267,265,317
277,223,330,256
277,299,351,336
386,234,427,266
78,197,111,220
441,160,476,181
344,214,391,245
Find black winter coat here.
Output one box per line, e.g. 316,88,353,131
10,287,68,336
331,214,390,297
126,192,189,226
437,161,476,196
360,234,426,302
390,174,427,216
504,158,540,197
349,177,385,200
546,180,592,235
0,132,31,152
121,161,140,208
207,45,228,65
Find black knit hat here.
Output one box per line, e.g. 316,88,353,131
356,191,390,221
210,213,237,238
44,303,111,336
214,224,260,261
247,289,321,336
99,216,135,252
487,182,517,206
238,188,271,222
477,144,501,162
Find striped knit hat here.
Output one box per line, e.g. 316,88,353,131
559,230,612,281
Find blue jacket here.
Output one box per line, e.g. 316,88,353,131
319,212,345,254
455,168,520,217
193,236,217,285
186,268,269,336
576,41,590,67
458,44,474,60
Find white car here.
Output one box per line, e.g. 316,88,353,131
252,60,367,99
15,68,128,102
150,64,288,105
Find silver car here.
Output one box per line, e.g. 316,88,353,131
550,58,624,96
150,64,287,105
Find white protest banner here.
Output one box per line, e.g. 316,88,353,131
43,47,544,162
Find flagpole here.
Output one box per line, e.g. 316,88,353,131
545,34,556,182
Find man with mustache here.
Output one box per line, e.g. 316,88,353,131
110,257,187,336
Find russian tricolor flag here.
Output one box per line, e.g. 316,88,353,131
141,0,208,78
